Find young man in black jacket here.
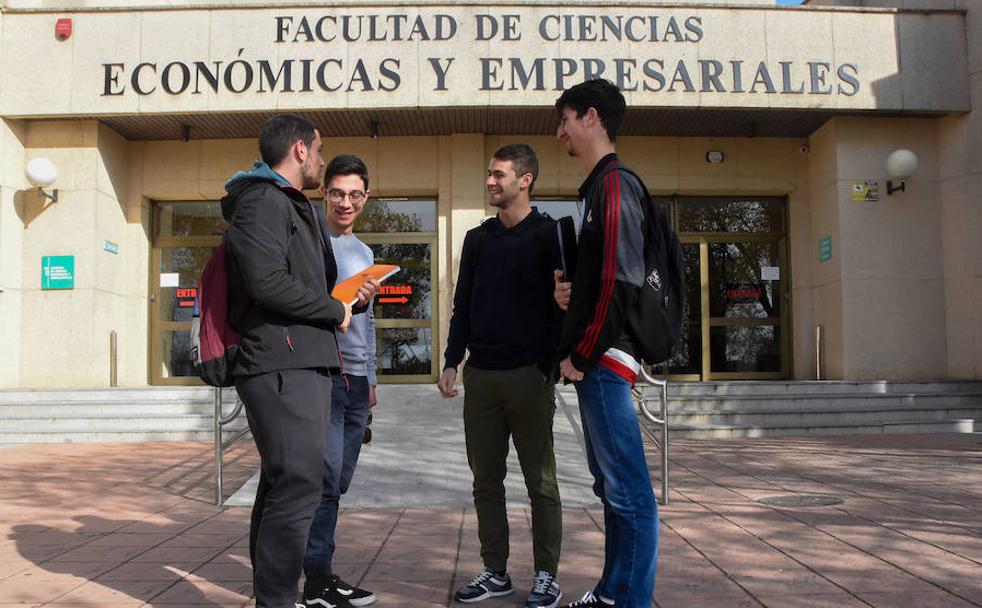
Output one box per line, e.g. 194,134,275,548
438,144,564,608
552,80,659,608
223,114,374,608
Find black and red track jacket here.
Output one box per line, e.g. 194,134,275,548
558,153,646,383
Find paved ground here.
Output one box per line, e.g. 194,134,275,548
0,384,980,607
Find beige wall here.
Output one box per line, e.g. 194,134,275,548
15,121,137,387
806,116,949,380
937,0,982,380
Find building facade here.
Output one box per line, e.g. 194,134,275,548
0,0,978,387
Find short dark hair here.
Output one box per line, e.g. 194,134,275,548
554,79,627,142
259,114,317,167
491,144,539,195
325,154,370,191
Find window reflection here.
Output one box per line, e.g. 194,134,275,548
155,202,227,238
356,199,436,233
708,242,780,319
710,326,781,373
679,197,784,233
377,328,432,375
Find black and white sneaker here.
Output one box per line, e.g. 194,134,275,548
562,590,614,607
304,574,376,607
526,570,562,608
455,567,514,603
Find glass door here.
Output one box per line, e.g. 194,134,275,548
150,202,225,385
665,196,789,380
355,198,438,383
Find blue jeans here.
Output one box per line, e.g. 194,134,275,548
303,374,372,581
575,365,658,607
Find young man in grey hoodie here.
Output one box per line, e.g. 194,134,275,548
302,155,380,608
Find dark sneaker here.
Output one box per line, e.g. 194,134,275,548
526,570,562,608
563,590,614,607
455,567,514,603
304,574,375,607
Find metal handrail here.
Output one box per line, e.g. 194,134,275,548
214,387,249,505
632,368,669,506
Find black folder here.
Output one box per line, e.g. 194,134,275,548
556,216,578,282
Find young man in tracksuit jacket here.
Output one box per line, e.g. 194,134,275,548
223,114,373,608
552,80,659,608
438,144,565,608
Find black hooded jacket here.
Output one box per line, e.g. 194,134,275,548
222,176,347,376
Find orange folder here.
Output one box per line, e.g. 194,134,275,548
332,264,401,305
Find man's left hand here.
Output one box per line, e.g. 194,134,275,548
369,384,378,408
560,356,584,382
356,277,381,307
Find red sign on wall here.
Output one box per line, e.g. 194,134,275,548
176,287,197,307
378,284,412,304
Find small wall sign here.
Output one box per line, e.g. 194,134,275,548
819,236,833,263
42,255,75,290
851,181,879,202
103,240,119,254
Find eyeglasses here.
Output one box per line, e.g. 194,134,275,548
325,188,366,204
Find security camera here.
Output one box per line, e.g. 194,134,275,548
799,144,810,154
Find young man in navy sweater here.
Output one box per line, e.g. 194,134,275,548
439,144,565,608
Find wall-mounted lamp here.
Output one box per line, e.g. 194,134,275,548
369,120,380,140
706,150,724,164
886,149,918,195
180,124,192,142
25,157,58,203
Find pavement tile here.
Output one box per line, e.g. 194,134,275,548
48,579,176,603
147,577,253,604
97,562,198,582
756,593,871,607
858,589,981,608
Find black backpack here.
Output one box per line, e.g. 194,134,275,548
595,164,685,366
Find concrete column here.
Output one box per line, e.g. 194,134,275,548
808,116,948,380
0,118,26,388
18,120,138,388
437,133,487,370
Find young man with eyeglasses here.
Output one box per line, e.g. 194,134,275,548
301,155,380,608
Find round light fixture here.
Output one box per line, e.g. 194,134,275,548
26,157,58,187
886,149,918,180
706,150,724,164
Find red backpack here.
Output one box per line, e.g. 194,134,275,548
190,239,240,387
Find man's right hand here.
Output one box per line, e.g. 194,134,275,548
338,302,353,333
554,269,571,311
437,367,459,398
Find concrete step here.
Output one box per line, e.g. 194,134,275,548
0,416,249,432
664,418,977,439
659,381,982,398
668,406,982,427
662,393,982,412
0,387,235,405
0,430,232,444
